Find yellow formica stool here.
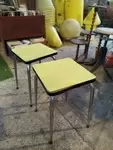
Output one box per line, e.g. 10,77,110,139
12,43,57,107
32,58,96,144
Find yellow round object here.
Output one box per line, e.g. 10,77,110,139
65,0,84,26
59,19,81,40
46,26,62,48
52,0,65,25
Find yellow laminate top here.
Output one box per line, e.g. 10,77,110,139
12,43,57,63
33,58,96,94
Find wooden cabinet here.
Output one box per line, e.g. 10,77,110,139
0,15,45,41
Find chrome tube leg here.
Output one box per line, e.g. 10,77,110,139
34,75,38,112
87,83,95,128
27,64,32,107
49,96,55,144
13,56,19,89
52,56,56,60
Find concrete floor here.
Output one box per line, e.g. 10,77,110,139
0,42,113,150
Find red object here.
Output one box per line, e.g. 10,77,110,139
106,51,113,66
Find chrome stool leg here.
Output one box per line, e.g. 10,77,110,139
49,96,55,144
27,64,32,107
52,56,56,60
13,56,19,89
87,83,95,128
34,75,38,112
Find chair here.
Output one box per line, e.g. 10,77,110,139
32,58,96,143
70,4,97,62
11,43,57,107
70,29,95,62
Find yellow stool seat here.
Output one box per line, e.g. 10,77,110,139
33,58,96,95
12,43,57,63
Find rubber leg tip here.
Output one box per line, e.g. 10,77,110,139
30,104,33,107
86,125,90,128
16,87,19,89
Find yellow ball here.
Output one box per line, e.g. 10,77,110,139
59,19,81,39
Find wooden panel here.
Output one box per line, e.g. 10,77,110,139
0,15,45,41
